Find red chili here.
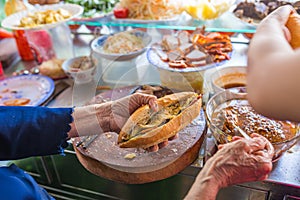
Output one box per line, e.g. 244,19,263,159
0,28,13,38
113,8,129,18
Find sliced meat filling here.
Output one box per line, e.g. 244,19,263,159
123,96,197,141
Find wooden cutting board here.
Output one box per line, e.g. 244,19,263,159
73,86,207,184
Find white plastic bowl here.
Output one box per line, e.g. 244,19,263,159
91,30,152,61
62,56,96,84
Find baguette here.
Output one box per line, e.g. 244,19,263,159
118,92,202,148
286,13,300,49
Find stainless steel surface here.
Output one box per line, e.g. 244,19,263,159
269,143,300,186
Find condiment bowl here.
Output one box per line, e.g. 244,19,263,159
62,56,96,84
210,66,247,93
205,89,300,160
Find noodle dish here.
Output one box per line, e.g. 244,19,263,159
91,30,152,61
113,0,183,20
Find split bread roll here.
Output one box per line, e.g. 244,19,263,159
286,12,300,49
118,92,202,149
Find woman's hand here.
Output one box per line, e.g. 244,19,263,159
71,93,179,151
108,93,177,152
185,134,274,200
70,93,157,137
211,133,274,187
108,93,158,132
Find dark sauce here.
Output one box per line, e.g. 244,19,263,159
222,83,246,89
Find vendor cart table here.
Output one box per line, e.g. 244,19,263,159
4,30,300,200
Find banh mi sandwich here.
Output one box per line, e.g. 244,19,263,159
118,92,202,149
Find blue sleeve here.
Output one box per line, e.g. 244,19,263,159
0,106,74,160
0,164,55,200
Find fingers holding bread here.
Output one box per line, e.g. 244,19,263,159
118,92,202,149
145,134,178,152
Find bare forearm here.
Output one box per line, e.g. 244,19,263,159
185,159,221,200
185,175,220,200
185,135,273,200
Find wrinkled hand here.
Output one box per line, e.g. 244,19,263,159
184,134,274,200
109,93,179,152
108,93,158,133
207,133,274,188
73,93,177,151
72,93,157,138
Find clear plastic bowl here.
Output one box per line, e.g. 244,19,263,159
205,89,300,160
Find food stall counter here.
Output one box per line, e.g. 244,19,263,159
2,31,300,200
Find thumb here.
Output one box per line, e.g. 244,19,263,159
264,5,294,25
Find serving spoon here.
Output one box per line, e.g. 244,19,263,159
226,109,251,140
232,123,251,140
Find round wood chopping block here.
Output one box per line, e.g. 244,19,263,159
74,132,205,184
73,85,207,184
